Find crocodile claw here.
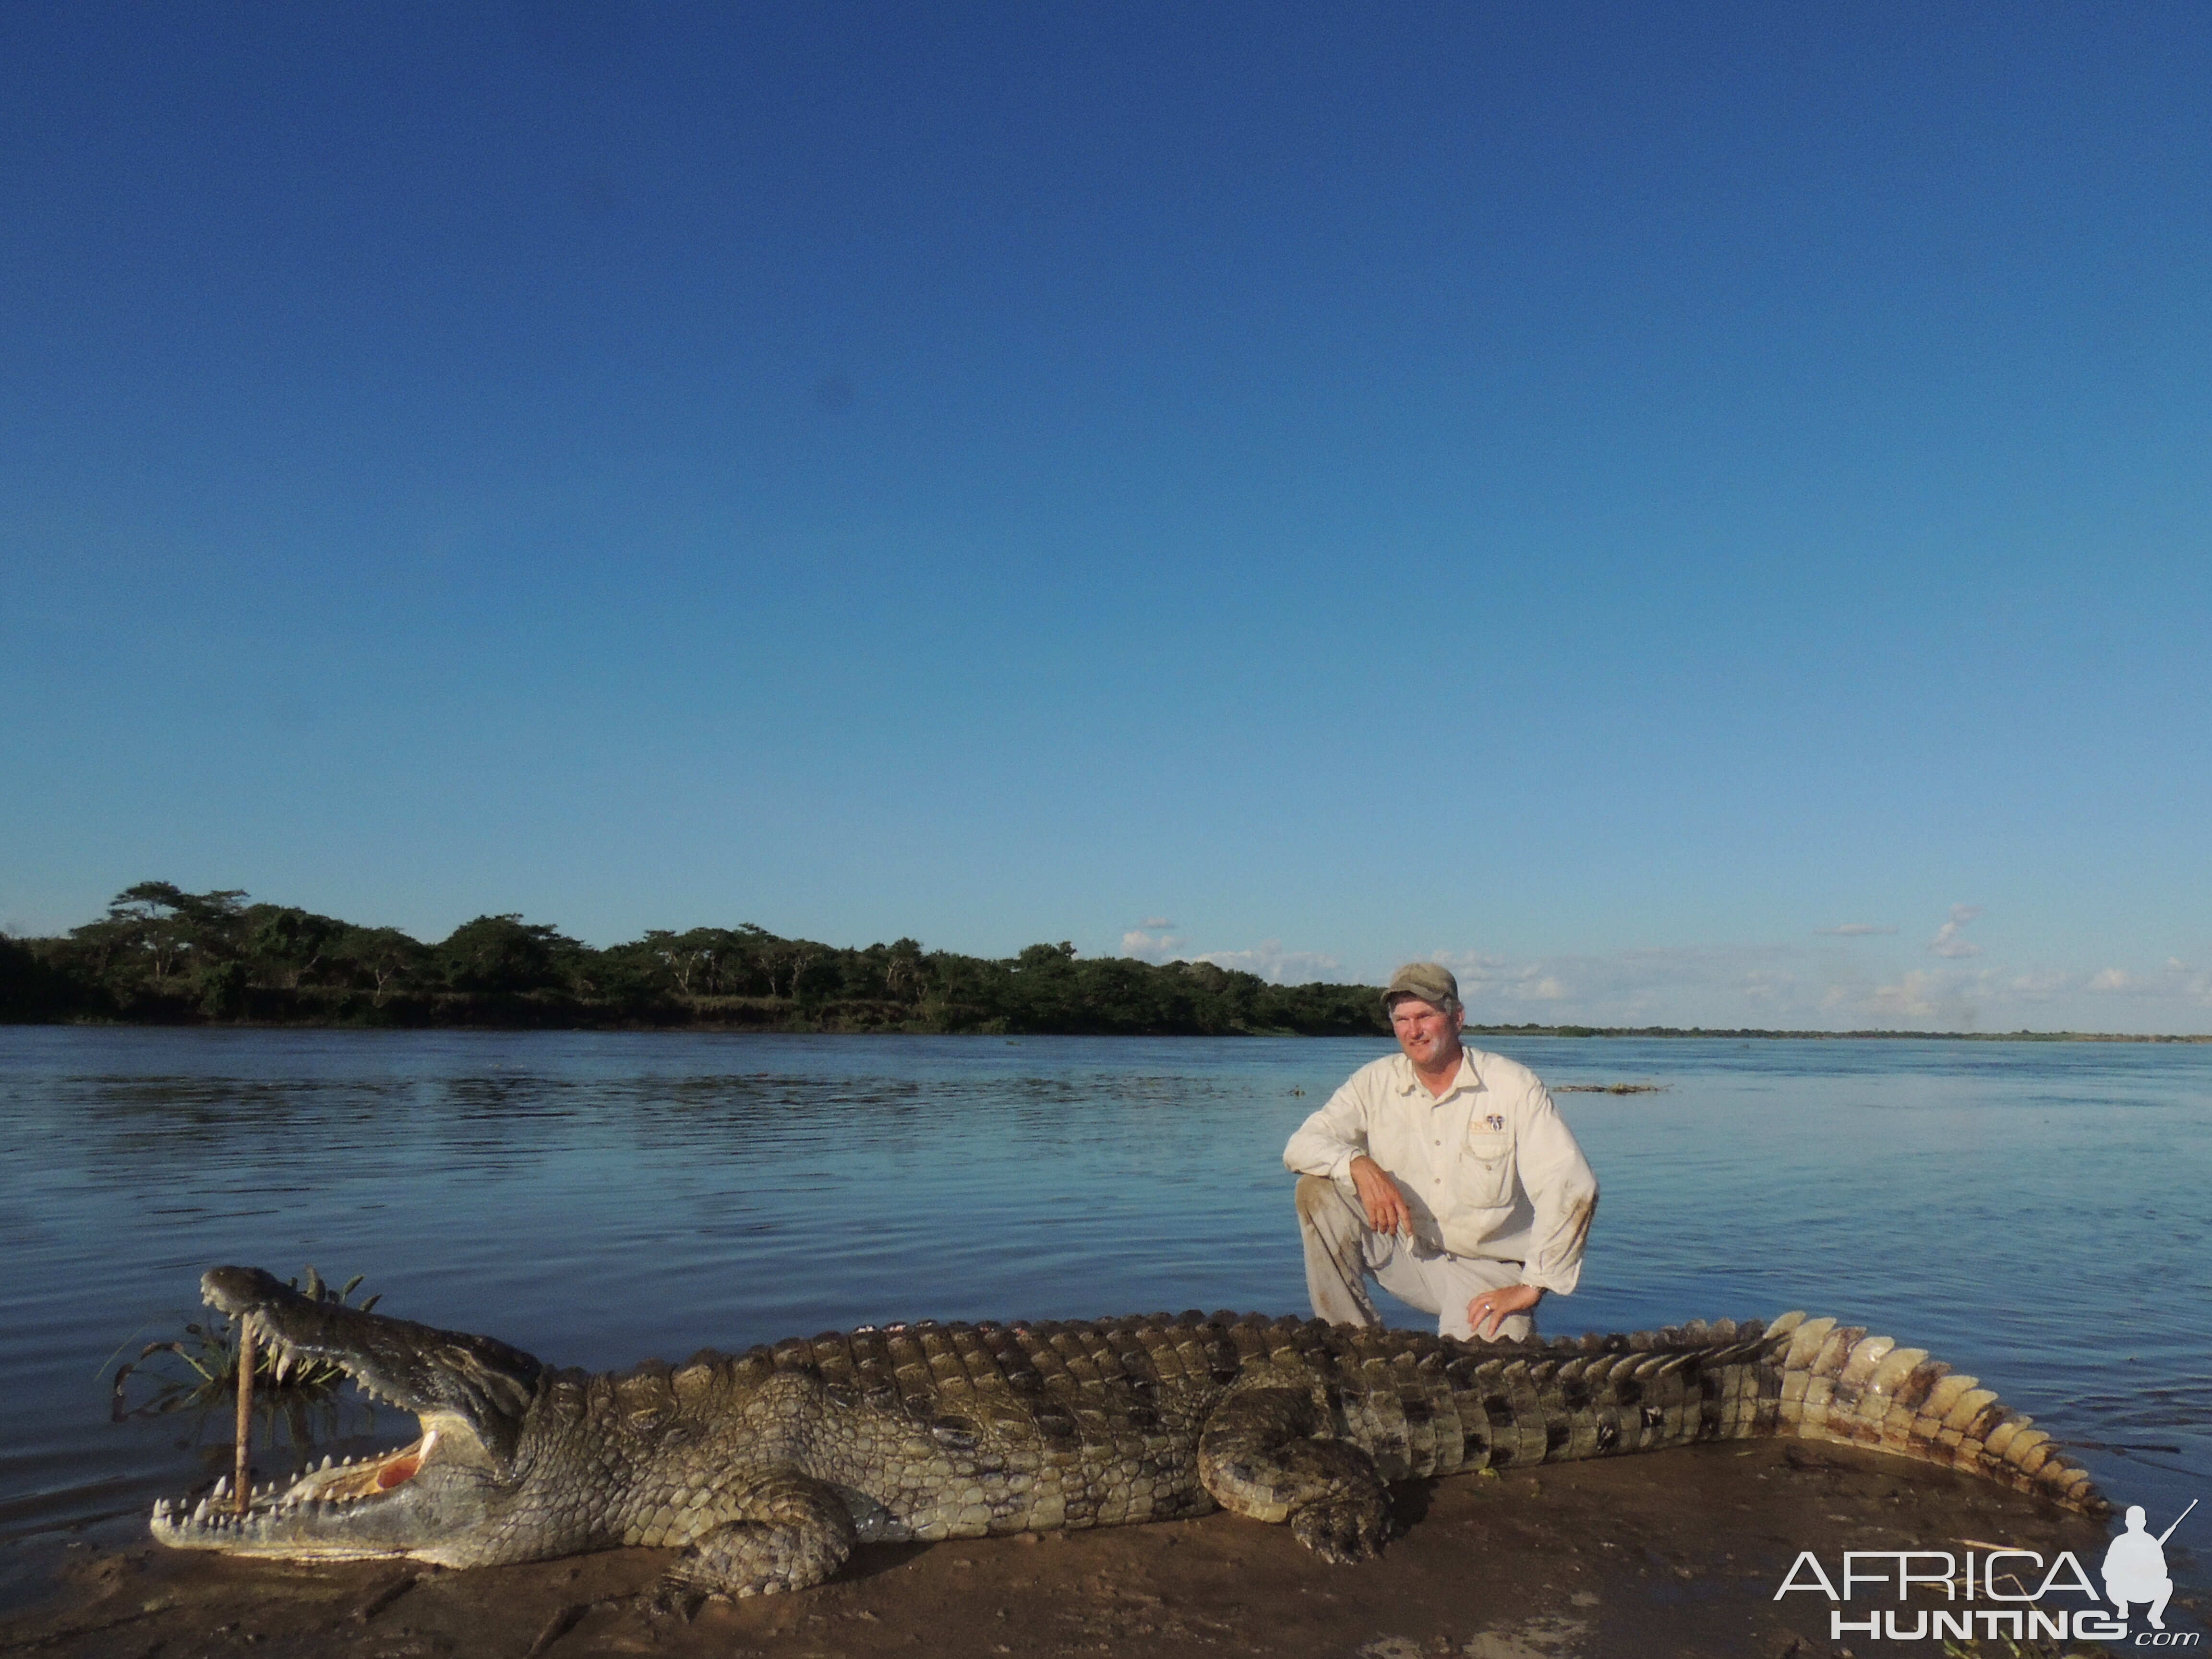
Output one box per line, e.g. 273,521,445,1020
1290,1494,1392,1563
640,1576,707,1622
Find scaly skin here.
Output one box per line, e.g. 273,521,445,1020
151,1267,2105,1599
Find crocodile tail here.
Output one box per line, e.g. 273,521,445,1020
1760,1310,2108,1516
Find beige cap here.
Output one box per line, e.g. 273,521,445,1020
1382,962,1460,1012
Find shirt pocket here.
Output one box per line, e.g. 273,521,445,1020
1458,1127,1517,1209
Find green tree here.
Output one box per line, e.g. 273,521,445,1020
883,938,926,1004
244,905,346,989
196,959,249,1018
635,927,750,995
331,926,428,1006
437,915,580,995
69,882,249,993
12,885,1397,1035
0,934,73,1021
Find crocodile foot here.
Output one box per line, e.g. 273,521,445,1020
657,1469,857,1602
1290,1490,1392,1563
1198,1382,1396,1562
641,1578,707,1622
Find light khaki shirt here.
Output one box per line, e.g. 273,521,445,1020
1282,1046,1598,1295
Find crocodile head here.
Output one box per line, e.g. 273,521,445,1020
151,1266,548,1563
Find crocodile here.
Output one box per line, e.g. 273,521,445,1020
151,1266,2105,1600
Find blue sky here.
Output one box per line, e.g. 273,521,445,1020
4,3,2209,1032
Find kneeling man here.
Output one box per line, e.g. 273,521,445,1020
1284,963,1598,1342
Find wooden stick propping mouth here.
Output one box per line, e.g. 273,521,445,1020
234,1313,254,1516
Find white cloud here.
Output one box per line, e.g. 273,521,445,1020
1190,941,1343,984
1120,928,1187,962
1795,962,1987,1026
1430,950,1505,982
1121,930,1341,985
1816,923,1898,936
1428,952,1569,1004
1114,925,2212,1033
1865,972,1938,1018
1866,970,1946,1019
1740,968,1800,1002
1927,903,1984,959
2168,957,2189,973
1137,916,1177,930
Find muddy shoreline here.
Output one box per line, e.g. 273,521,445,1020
5,1440,2192,1659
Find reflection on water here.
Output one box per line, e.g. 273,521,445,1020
0,1027,2205,1579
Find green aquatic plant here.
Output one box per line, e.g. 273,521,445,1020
110,1265,381,1442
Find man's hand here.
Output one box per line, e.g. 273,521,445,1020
1467,1283,1543,1339
1346,1154,1412,1238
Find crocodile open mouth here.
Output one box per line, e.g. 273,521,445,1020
146,1269,515,1554
150,1430,437,1540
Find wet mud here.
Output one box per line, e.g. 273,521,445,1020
1,1441,2192,1659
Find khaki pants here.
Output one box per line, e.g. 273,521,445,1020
1295,1174,1535,1342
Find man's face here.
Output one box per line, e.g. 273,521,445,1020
1390,995,1464,1071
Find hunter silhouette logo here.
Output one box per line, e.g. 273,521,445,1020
2105,1500,2194,1632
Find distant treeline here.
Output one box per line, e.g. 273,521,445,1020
0,882,1392,1036
8,884,2202,1041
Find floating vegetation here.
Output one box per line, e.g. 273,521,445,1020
111,1265,381,1448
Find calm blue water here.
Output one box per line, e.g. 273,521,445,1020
0,1028,2205,1578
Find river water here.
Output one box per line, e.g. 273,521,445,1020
0,1027,2204,1583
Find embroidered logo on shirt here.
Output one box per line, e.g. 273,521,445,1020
1484,1114,1505,1132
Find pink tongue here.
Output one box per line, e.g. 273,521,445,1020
376,1454,421,1491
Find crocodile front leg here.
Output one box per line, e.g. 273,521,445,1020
653,1469,858,1608
1197,1387,1391,1563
